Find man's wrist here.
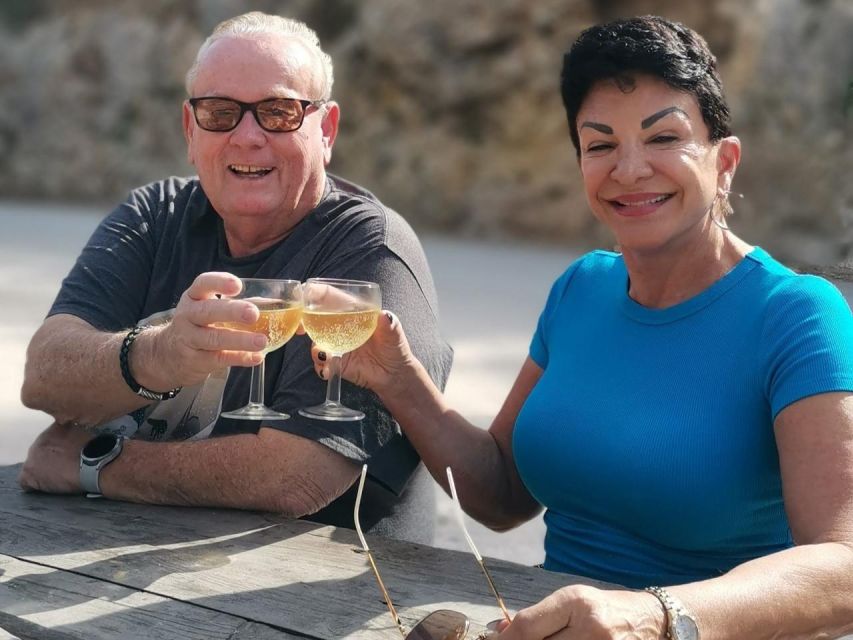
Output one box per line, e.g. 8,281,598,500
80,433,127,496
125,324,178,396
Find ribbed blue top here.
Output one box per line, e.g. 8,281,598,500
513,248,853,587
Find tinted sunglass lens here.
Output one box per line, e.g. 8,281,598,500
406,610,468,640
257,100,303,131
194,99,241,131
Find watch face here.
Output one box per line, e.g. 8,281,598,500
82,434,119,459
674,614,699,640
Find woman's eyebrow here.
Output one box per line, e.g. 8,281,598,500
641,106,688,129
580,121,613,134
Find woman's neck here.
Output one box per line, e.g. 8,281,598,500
621,228,753,309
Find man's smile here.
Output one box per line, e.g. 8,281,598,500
228,164,274,177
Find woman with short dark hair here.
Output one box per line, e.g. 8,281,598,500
314,16,853,639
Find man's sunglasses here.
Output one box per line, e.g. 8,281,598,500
354,465,512,639
188,96,326,133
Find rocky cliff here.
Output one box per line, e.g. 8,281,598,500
1,0,850,265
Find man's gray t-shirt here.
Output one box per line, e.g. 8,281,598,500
50,174,452,544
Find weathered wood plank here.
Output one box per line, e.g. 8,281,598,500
4,470,850,638
0,555,304,639
0,465,599,638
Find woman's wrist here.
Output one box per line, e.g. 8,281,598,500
379,356,432,413
639,590,670,640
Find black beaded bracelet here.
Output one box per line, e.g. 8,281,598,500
119,325,182,401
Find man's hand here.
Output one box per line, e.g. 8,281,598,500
143,272,269,390
18,422,92,494
494,585,666,640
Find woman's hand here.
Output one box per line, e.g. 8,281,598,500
495,585,665,640
309,310,419,398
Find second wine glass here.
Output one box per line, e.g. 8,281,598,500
299,278,381,421
218,278,303,421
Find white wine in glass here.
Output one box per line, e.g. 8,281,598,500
219,301,303,355
217,278,303,420
299,278,381,421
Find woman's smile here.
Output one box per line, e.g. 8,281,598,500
606,192,675,217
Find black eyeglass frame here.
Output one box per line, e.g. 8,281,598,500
188,96,326,133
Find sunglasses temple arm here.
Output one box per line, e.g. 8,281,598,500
477,558,512,623
366,550,407,637
355,465,407,637
446,467,513,623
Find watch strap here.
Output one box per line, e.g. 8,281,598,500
645,586,695,639
80,435,126,496
79,457,102,494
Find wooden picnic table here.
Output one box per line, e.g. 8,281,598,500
0,464,607,639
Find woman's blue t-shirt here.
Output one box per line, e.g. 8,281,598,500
513,248,853,588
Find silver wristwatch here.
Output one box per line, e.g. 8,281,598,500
645,586,699,640
80,433,126,495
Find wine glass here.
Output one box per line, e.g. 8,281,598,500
217,278,303,420
298,278,381,421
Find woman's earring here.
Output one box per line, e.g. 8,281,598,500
712,179,743,231
719,186,734,218
710,187,731,230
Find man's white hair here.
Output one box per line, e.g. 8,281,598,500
185,12,334,100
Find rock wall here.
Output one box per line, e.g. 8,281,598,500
0,0,850,265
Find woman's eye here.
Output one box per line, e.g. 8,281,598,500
651,135,678,144
585,143,613,153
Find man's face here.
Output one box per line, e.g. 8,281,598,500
183,34,338,231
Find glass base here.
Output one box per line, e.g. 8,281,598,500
298,402,364,422
221,403,290,421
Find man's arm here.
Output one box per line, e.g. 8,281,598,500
22,315,153,425
22,274,267,426
19,422,359,516
19,267,393,515
21,209,441,517
107,428,360,514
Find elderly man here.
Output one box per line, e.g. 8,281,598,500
19,12,451,544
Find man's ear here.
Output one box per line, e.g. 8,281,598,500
717,135,741,190
182,100,196,166
320,102,340,166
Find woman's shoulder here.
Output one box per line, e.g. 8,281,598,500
540,250,624,312
745,248,851,328
748,248,847,307
552,249,623,287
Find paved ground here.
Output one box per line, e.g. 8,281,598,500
0,201,576,566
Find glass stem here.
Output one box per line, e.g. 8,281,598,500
325,354,342,406
249,359,266,406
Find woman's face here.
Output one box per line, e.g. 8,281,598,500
576,75,739,255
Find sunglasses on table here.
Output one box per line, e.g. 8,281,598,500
354,465,512,639
188,96,326,133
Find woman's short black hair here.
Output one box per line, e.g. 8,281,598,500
561,15,731,156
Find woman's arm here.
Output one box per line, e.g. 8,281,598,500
317,311,543,530
383,354,544,530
